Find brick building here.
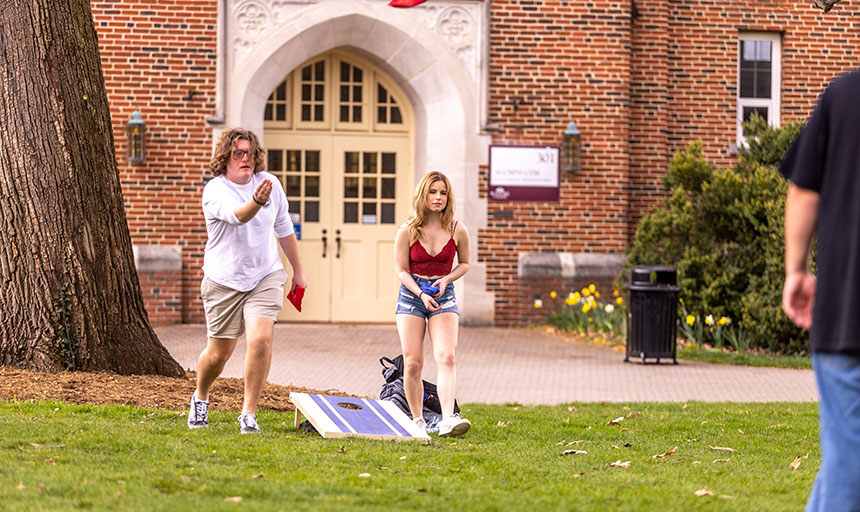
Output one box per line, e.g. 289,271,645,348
91,0,859,327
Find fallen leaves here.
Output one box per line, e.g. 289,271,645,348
561,450,588,456
358,473,371,478
694,488,714,496
607,416,625,426
708,446,735,452
607,460,631,468
651,447,678,459
791,454,808,470
496,421,513,427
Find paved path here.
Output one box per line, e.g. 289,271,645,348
156,324,818,405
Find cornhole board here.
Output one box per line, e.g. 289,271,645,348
290,392,430,442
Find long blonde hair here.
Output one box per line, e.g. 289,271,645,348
407,171,455,245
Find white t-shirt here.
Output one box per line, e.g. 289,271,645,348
201,172,294,291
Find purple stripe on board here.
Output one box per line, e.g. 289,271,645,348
321,395,399,436
365,399,411,437
309,393,350,433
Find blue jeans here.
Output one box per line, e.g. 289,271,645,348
395,275,459,319
807,352,860,512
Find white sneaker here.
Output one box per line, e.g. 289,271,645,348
438,414,471,437
238,413,261,434
187,393,208,429
413,416,427,429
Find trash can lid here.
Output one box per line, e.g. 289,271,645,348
631,265,677,285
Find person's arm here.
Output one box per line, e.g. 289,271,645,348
235,179,272,224
278,233,307,292
430,222,471,297
782,184,820,329
394,226,439,310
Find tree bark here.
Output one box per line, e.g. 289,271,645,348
0,0,184,377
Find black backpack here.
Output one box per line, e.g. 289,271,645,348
379,355,459,425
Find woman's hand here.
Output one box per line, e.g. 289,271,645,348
420,291,440,311
430,279,448,299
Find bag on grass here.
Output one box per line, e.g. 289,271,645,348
379,355,459,426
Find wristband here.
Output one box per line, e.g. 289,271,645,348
252,196,265,206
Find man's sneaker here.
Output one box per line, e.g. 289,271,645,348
187,393,209,429
438,413,471,437
238,413,261,434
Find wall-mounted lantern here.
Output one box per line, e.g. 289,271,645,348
562,120,581,173
126,110,146,163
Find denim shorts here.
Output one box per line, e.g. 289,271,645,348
396,275,459,319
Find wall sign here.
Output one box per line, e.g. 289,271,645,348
488,145,560,201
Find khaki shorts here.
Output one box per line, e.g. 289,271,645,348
201,270,287,338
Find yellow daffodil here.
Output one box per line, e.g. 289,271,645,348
718,317,730,326
588,284,596,293
705,315,714,326
613,289,620,297
616,297,623,305
582,287,591,297
550,291,557,299
573,292,582,302
534,299,543,309
565,297,576,306
594,291,601,298
686,314,695,326
582,304,592,313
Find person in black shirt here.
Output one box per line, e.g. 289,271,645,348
780,69,860,512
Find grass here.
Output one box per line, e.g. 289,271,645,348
1,400,818,511
677,347,812,369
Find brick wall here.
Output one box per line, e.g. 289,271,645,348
484,0,632,326
92,0,217,324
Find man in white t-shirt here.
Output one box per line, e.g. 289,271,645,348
187,128,307,434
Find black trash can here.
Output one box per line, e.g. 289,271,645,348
625,265,680,364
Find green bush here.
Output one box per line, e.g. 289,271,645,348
626,115,808,354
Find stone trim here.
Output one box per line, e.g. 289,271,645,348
518,252,626,279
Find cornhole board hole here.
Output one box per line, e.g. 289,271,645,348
290,392,430,442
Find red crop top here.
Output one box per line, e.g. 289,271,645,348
409,223,457,277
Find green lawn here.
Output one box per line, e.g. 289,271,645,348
1,400,818,511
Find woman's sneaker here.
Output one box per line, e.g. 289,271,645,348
187,393,209,429
438,414,471,437
238,413,261,434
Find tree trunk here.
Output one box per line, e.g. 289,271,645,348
0,0,184,377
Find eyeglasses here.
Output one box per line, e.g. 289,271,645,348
231,149,250,161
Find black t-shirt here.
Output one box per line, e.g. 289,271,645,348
779,68,860,354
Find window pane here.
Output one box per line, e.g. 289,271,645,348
353,106,362,123
353,85,362,102
276,104,286,121
287,150,301,172
340,105,349,122
314,104,324,121
391,107,402,124
301,84,311,102
362,202,377,224
301,104,311,121
267,149,283,172
381,178,395,198
340,85,350,102
314,84,324,101
301,65,311,81
363,177,377,199
743,106,768,123
377,83,387,103
289,201,301,215
381,203,395,224
265,103,273,120
344,202,358,223
344,177,359,198
277,82,287,100
345,152,359,173
363,152,377,173
305,176,319,197
305,201,319,223
353,67,362,82
314,60,324,81
306,151,320,173
381,153,396,174
286,175,301,196
340,61,350,81
378,106,387,123
755,71,771,99
739,70,754,98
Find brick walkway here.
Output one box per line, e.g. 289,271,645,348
157,324,817,405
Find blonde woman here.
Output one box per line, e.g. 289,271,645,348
394,171,471,436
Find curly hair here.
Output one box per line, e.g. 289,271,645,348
209,128,266,176
406,171,455,246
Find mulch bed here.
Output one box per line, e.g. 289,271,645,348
0,366,349,413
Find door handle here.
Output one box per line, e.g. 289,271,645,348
321,229,327,258
335,229,341,259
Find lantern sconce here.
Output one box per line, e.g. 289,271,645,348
562,120,581,173
127,110,146,163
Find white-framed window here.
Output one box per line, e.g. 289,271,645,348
737,32,781,144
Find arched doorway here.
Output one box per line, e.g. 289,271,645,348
263,51,414,322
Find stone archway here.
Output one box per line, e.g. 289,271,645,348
219,1,494,324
